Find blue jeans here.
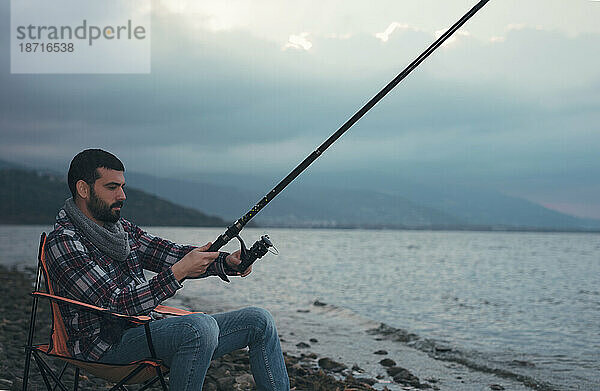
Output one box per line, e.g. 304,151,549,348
100,307,290,391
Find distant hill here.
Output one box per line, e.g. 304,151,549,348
126,172,463,228
0,168,227,227
2,158,599,231
389,182,600,230
126,171,600,231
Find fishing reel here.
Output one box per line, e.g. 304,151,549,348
237,234,276,272
214,234,277,282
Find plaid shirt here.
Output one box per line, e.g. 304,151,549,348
45,207,198,361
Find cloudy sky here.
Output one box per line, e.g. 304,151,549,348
1,0,599,218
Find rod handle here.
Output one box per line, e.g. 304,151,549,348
207,221,243,252
208,237,227,252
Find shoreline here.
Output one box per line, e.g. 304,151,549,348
164,285,545,390
0,265,384,390
1,265,549,390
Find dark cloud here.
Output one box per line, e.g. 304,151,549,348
1,2,599,217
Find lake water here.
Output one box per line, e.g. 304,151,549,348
1,225,598,390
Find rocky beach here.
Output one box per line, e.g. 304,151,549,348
0,263,556,390
0,265,430,391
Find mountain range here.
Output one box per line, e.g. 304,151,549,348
125,170,600,231
1,158,599,231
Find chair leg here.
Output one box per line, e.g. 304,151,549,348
138,368,169,391
24,268,44,391
108,364,146,391
156,367,169,391
32,352,53,391
73,367,79,391
138,378,159,391
52,362,69,391
32,352,70,391
22,348,34,391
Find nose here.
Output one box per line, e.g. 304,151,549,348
117,187,126,201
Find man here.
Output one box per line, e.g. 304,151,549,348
45,149,290,391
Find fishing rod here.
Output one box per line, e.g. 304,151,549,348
206,0,491,281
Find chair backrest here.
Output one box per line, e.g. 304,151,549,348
26,233,170,389
37,232,71,357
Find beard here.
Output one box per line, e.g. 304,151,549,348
88,187,123,224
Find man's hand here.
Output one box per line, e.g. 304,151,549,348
172,242,219,281
226,250,252,277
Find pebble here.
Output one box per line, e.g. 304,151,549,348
386,366,429,389
216,376,235,389
387,366,411,377
374,349,388,355
296,342,310,348
313,300,327,306
234,373,255,388
358,377,378,386
204,383,217,391
490,385,505,390
352,364,364,373
379,358,396,367
318,357,347,372
367,323,418,343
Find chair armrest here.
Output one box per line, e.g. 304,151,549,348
32,291,151,324
154,304,201,316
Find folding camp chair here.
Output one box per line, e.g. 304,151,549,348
22,232,197,391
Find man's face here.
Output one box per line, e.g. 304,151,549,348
87,168,126,224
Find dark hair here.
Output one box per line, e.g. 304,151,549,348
68,149,124,198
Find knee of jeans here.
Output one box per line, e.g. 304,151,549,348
180,313,220,349
244,306,276,339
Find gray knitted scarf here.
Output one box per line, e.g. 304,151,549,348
64,198,131,262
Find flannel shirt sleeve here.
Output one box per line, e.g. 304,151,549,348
124,221,218,279
46,232,182,316
123,220,196,273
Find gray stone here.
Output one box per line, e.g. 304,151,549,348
216,376,235,390
379,358,396,367
234,373,255,388
318,357,347,372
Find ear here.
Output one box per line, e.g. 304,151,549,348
76,180,90,200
